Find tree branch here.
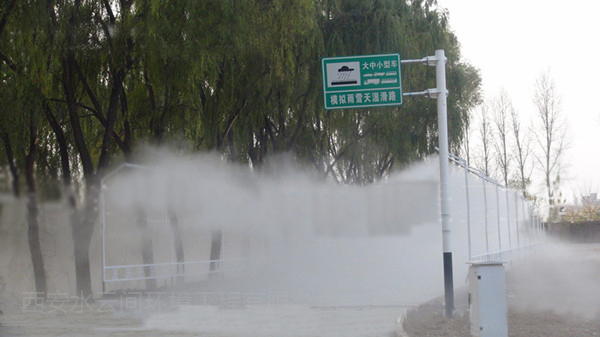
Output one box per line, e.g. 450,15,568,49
0,0,16,37
0,49,19,74
41,100,72,187
72,59,105,123
102,0,116,23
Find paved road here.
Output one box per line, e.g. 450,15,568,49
1,301,406,337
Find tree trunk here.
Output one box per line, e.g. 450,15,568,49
63,53,102,299
73,229,92,298
62,0,127,298
71,179,102,299
26,186,47,299
41,100,84,297
0,130,20,197
168,210,185,285
136,207,156,290
209,230,223,279
25,109,47,298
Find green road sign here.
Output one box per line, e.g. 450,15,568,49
321,53,403,110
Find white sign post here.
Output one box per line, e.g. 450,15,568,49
433,49,453,318
321,49,454,318
402,49,454,318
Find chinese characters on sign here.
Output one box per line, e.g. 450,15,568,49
322,54,403,109
328,90,399,106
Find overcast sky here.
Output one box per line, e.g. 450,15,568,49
436,0,600,202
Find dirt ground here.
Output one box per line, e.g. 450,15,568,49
401,243,600,337
401,291,600,337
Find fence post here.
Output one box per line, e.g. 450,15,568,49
505,188,512,249
101,179,106,294
495,183,502,252
464,160,472,260
514,191,520,248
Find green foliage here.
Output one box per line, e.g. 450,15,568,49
0,0,482,297
1,0,481,185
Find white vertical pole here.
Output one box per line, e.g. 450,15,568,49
495,183,502,251
524,198,529,245
514,191,521,248
221,231,225,261
505,188,512,249
464,161,472,260
537,216,540,242
101,180,106,294
483,179,489,251
168,208,173,286
527,202,532,245
433,49,453,318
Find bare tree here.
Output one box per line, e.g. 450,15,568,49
475,103,495,178
510,106,532,197
533,71,569,218
491,90,512,187
460,110,473,166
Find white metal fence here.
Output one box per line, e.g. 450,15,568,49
99,159,544,292
447,153,544,263
100,164,262,292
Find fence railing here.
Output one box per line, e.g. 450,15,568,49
103,257,258,283
469,242,543,262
